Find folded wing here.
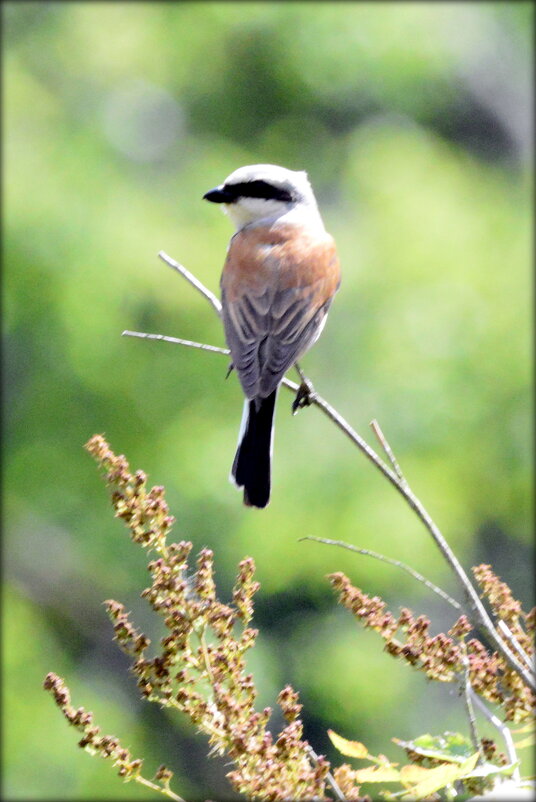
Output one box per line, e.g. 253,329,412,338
221,225,340,400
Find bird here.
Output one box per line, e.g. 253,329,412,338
203,164,341,508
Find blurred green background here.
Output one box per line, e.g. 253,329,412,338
3,2,533,799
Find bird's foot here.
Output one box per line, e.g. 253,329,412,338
292,378,316,415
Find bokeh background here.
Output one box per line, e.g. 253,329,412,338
3,2,533,799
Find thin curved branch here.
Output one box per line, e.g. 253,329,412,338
300,536,462,612
305,745,346,802
297,388,535,691
459,647,482,760
470,691,520,783
121,330,301,395
122,251,536,692
158,251,222,316
122,330,230,355
370,418,407,484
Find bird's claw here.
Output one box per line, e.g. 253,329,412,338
292,379,316,415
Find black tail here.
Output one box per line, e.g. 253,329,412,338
232,391,277,508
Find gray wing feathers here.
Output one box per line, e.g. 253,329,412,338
223,284,332,400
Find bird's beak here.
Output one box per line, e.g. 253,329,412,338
203,185,234,204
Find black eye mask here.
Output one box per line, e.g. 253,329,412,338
203,179,295,204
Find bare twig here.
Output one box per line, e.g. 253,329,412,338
121,330,302,395
370,419,407,485
470,691,520,783
158,251,222,316
123,252,536,692
297,391,535,691
122,330,230,355
305,745,346,802
300,536,462,612
459,648,482,760
134,775,187,802
295,363,307,384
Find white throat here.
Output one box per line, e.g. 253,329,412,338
224,196,324,232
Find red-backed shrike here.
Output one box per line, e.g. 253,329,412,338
204,164,340,508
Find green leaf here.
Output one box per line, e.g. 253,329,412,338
467,760,518,779
514,734,535,749
511,722,534,733
393,731,475,763
510,722,534,749
328,729,369,759
352,765,401,783
398,764,436,787
400,751,480,799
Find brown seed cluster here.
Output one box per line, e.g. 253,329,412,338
331,763,372,801
44,437,533,801
81,435,332,800
473,564,535,655
480,736,507,765
472,564,535,722
85,434,175,553
43,672,174,789
329,571,535,722
107,544,331,799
